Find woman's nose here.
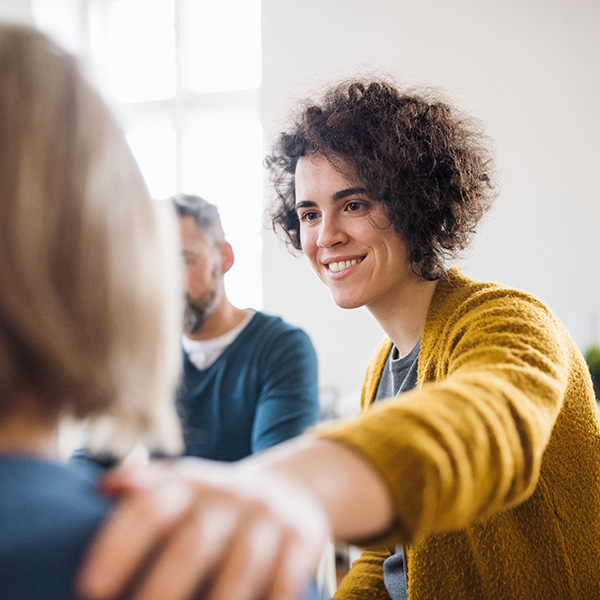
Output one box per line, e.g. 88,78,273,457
316,215,348,248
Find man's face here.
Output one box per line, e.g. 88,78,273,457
178,215,223,334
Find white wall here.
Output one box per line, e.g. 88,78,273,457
260,0,600,415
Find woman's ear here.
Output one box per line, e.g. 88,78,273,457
219,241,235,275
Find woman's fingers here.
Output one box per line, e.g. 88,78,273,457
77,458,330,600
77,472,198,599
268,530,324,600
205,470,328,600
130,502,241,600
205,514,283,600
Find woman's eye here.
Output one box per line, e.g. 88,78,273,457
346,201,363,212
299,211,318,222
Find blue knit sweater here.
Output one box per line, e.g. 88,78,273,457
178,311,319,461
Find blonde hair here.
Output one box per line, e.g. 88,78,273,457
0,24,182,456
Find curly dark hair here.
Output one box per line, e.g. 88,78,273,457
265,79,496,280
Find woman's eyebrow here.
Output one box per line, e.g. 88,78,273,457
332,187,367,201
295,187,367,210
295,200,316,210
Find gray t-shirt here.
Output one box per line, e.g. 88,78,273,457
374,340,420,600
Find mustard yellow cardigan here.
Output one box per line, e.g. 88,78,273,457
322,268,600,600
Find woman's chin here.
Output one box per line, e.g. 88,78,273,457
329,293,365,310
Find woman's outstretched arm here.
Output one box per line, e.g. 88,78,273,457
77,436,395,600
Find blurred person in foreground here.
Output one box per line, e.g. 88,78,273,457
78,78,600,600
0,20,324,600
0,22,182,600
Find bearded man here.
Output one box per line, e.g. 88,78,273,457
173,194,319,461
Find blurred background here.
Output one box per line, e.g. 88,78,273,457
1,0,598,417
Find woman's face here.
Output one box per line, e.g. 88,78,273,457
294,153,414,313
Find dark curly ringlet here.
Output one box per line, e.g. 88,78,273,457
264,78,496,280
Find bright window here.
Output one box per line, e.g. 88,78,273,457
31,0,263,309
105,0,176,103
184,0,262,93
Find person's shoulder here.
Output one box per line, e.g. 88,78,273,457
0,454,113,555
250,310,307,335
245,311,315,351
436,268,553,312
0,455,113,600
0,454,113,517
430,267,563,338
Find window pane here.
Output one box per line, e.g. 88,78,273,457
182,115,263,310
126,128,177,200
181,115,263,233
184,0,261,93
107,0,176,102
225,233,263,310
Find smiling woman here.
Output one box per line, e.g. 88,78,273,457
261,77,600,600
294,153,425,342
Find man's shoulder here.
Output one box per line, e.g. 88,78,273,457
248,310,304,335
239,311,314,353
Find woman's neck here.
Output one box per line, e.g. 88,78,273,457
369,277,438,358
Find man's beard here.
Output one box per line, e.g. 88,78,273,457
183,289,218,335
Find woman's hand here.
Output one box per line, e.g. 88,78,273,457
77,457,330,600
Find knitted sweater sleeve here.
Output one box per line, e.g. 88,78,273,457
333,546,393,600
317,275,574,548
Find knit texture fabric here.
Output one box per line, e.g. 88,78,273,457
178,311,319,461
323,268,600,600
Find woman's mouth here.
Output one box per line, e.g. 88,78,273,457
326,258,363,273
